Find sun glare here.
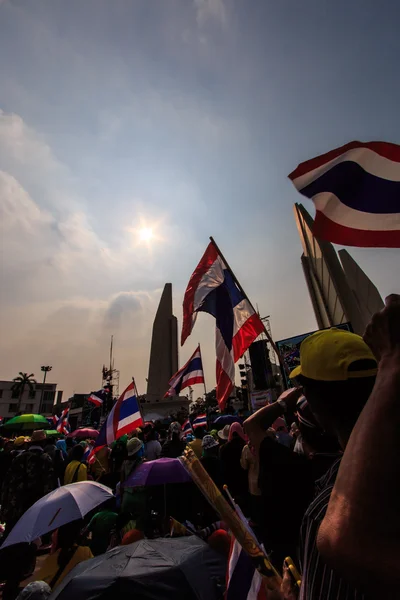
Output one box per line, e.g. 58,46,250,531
138,227,153,242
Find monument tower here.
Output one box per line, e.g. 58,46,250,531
146,283,178,404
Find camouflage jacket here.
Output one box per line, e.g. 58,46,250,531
0,448,57,523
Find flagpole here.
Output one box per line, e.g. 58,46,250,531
198,343,207,397
209,236,287,374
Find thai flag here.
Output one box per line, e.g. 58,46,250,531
192,413,207,430
227,538,267,600
88,387,110,407
164,346,205,398
289,140,400,248
182,418,193,434
182,241,264,410
88,380,143,463
56,407,70,435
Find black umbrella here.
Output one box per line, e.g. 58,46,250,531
50,536,226,600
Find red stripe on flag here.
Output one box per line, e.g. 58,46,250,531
181,242,219,346
216,359,234,411
232,313,265,362
314,210,400,248
289,140,400,180
181,375,205,390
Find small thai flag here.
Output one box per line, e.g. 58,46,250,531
88,387,110,407
56,407,70,435
182,419,193,434
164,346,205,398
192,413,207,430
226,538,266,600
88,380,143,464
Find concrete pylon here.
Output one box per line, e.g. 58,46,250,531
146,283,178,403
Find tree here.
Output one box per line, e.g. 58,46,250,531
11,372,36,412
204,388,218,408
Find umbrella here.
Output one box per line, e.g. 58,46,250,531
2,414,48,431
68,427,99,439
50,536,226,600
44,430,62,437
125,458,192,487
1,481,113,549
213,415,242,428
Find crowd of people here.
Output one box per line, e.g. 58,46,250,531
0,293,398,599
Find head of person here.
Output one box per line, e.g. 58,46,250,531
194,426,206,440
121,528,144,545
202,434,219,456
4,440,14,454
168,421,181,442
217,424,230,443
126,437,144,460
56,519,84,565
228,422,247,442
14,436,27,450
30,429,47,448
207,529,231,557
69,444,85,462
295,395,340,454
291,328,377,448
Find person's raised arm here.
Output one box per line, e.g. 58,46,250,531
317,294,400,594
244,387,303,453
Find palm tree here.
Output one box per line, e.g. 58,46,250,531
11,372,37,413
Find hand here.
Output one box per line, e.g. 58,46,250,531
276,387,303,412
364,294,400,363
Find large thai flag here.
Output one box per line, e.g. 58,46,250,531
226,538,267,600
182,241,264,410
289,140,400,248
192,413,207,430
88,387,110,407
88,381,143,463
164,346,204,398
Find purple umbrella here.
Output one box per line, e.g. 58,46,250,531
124,458,192,487
213,415,242,427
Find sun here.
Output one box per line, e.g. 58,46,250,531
138,227,153,242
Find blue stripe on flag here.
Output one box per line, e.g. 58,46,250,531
118,393,139,422
226,548,255,600
300,161,399,214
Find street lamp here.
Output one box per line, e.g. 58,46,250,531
39,365,52,414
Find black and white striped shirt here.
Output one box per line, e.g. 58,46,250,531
299,458,365,600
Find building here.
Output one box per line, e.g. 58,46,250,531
146,283,179,403
0,380,63,419
294,203,384,335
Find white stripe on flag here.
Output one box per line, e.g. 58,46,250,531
313,192,400,231
181,369,204,385
117,410,142,433
193,255,226,312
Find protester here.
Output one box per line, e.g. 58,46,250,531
144,426,162,460
0,430,57,538
12,437,29,457
44,437,65,483
240,443,262,524
316,295,400,596
86,499,118,556
288,327,378,598
55,439,68,459
161,422,186,458
119,437,147,529
200,435,223,489
0,440,14,494
219,423,248,504
217,424,230,445
63,445,88,484
188,427,205,458
89,445,111,483
35,520,93,590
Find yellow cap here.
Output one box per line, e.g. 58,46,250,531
290,328,377,382
14,436,27,447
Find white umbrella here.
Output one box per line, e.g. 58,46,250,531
1,481,113,549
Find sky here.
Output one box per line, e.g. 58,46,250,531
1,0,399,401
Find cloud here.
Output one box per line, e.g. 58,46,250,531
194,0,228,28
